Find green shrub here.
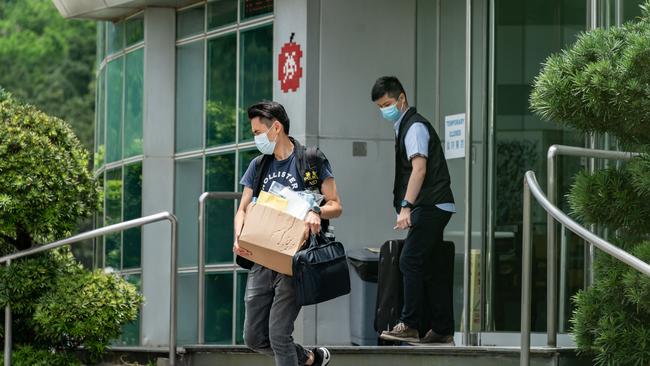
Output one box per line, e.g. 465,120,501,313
0,91,98,251
531,2,650,365
34,270,143,357
571,241,650,365
0,91,143,362
0,250,82,345
568,167,650,235
0,345,79,366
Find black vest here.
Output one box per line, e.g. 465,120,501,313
393,107,455,212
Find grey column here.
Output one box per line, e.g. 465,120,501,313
273,0,321,344
140,7,176,347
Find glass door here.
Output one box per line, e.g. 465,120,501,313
485,0,587,343
416,0,488,344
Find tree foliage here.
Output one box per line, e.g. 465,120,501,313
0,0,96,151
531,2,650,365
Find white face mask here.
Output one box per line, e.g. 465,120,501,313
254,126,277,155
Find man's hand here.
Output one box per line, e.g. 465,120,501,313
394,207,412,230
233,238,252,257
304,211,322,236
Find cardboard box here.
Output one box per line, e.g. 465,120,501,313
238,203,307,275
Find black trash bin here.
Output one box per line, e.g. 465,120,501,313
347,248,379,346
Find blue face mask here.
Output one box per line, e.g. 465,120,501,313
380,103,401,122
380,97,404,122
254,127,277,155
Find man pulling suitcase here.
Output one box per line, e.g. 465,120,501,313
371,76,456,344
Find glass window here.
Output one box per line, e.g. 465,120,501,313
241,0,274,21
95,68,106,168
175,158,203,267
117,273,141,345
106,58,123,164
205,153,235,264
176,41,205,153
239,25,273,142
205,272,234,344
108,21,125,55
177,272,198,344
105,168,122,269
94,222,105,268
235,272,247,344
623,0,644,21
207,0,238,29
178,5,206,39
97,22,106,65
123,162,142,269
124,49,144,158
71,229,94,270
125,15,144,46
206,34,237,147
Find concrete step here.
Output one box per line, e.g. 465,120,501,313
94,345,592,366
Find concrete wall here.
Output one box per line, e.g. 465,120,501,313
315,0,417,345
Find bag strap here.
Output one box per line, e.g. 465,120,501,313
300,146,326,191
252,154,273,198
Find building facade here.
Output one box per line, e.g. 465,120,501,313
54,0,645,348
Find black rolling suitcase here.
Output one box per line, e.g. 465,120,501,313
374,239,455,344
374,240,405,345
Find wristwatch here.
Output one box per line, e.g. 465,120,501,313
400,199,415,209
309,205,322,216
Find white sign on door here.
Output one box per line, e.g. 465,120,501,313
444,113,466,159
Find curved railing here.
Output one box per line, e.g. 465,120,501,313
520,171,650,366
545,145,640,343
0,212,179,366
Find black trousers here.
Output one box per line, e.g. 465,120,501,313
399,206,454,336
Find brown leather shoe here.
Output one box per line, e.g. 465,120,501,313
379,322,420,343
419,329,455,345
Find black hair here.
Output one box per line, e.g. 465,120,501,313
371,76,406,102
247,101,291,134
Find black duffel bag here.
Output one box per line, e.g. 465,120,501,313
292,234,351,306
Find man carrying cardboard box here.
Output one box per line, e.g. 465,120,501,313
234,101,342,366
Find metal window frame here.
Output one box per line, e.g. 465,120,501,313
462,0,473,346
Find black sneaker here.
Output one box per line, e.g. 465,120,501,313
311,347,331,366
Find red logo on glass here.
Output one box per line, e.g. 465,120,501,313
278,40,303,93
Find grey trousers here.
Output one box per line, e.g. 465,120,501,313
243,264,309,366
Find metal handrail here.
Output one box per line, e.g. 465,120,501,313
197,192,243,344
546,145,640,346
0,212,179,366
521,171,650,366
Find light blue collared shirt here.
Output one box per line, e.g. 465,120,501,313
394,109,456,213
